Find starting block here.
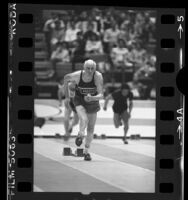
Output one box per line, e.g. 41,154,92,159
63,147,72,156
74,148,84,157
93,134,98,139
63,147,84,157
55,133,61,138
130,134,141,140
101,134,106,139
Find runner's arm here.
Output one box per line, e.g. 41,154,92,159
63,71,80,97
103,94,113,110
128,93,133,114
90,73,104,101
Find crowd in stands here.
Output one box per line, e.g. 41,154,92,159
41,7,156,99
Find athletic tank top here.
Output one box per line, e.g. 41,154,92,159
75,70,98,97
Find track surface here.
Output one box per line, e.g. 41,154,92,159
34,138,155,194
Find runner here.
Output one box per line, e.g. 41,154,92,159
64,59,104,161
103,83,133,144
62,82,79,141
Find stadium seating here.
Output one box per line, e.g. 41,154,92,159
75,63,83,71
35,51,48,61
35,61,53,71
56,62,72,79
86,53,107,63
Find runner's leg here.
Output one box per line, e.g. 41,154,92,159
121,110,130,143
63,105,72,140
113,113,122,128
75,105,88,137
85,112,97,154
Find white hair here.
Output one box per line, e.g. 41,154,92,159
84,59,96,69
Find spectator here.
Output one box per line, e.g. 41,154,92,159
130,42,147,68
83,23,98,41
51,19,66,51
103,22,120,52
75,11,89,33
64,21,81,46
110,39,129,69
85,34,103,55
43,12,59,58
71,31,86,70
91,8,104,33
50,42,70,77
103,12,113,30
133,60,156,99
118,25,129,44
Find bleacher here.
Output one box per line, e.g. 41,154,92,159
34,9,156,99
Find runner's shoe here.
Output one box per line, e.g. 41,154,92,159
123,138,128,144
84,153,92,161
68,127,73,134
75,135,83,146
63,133,70,141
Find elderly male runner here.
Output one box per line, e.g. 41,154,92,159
103,83,133,144
64,59,103,161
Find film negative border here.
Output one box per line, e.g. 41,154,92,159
8,4,185,200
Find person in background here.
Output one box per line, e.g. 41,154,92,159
57,78,65,106
71,31,86,70
103,22,120,52
85,34,103,55
50,19,66,51
133,56,156,99
63,81,79,141
50,42,70,78
103,83,133,144
64,21,81,47
110,39,129,69
83,23,98,41
43,12,59,58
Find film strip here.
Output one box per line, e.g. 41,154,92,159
8,4,185,200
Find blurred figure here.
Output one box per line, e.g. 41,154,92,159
64,21,81,47
75,11,89,33
103,22,120,52
133,58,156,99
50,42,70,78
130,42,147,68
85,34,103,55
43,12,59,58
57,78,65,106
71,31,86,70
50,19,66,51
103,83,133,144
63,82,79,141
83,23,98,41
51,42,70,63
110,39,129,69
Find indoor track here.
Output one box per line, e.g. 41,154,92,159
34,99,155,193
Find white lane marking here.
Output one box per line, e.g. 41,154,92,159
34,124,155,137
34,185,44,192
35,105,155,119
34,139,155,193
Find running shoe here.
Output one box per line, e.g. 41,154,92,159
75,135,83,146
84,153,92,161
123,139,128,144
63,133,70,141
68,127,73,133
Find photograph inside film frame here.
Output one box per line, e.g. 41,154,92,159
33,6,156,193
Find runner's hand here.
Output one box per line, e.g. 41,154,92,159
103,106,107,111
84,94,92,102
